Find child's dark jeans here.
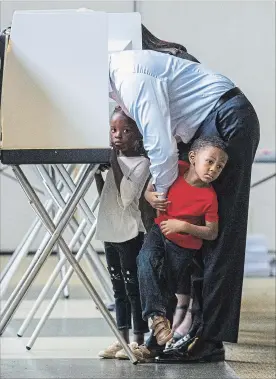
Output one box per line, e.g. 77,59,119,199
137,224,197,326
104,233,149,335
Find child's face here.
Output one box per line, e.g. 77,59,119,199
189,146,228,184
110,113,139,153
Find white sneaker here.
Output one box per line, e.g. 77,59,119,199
115,342,158,362
98,341,122,359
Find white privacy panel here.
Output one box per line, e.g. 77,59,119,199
1,10,142,152
0,1,135,29
1,10,109,150
108,12,141,50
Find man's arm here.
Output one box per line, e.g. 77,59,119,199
116,72,179,196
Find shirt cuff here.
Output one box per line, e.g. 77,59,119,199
154,185,168,198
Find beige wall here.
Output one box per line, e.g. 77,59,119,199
0,1,275,251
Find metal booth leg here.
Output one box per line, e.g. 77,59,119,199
36,164,113,302
25,220,97,349
0,195,71,320
1,165,73,298
17,217,88,338
53,164,113,300
47,165,70,299
0,164,138,364
0,209,45,297
0,216,41,284
17,198,101,338
0,164,96,333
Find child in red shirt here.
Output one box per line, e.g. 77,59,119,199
131,136,228,361
155,159,219,249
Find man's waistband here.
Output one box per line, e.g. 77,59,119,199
188,87,244,144
213,86,243,112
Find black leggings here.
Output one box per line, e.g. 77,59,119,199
104,233,149,334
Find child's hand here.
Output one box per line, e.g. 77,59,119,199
145,190,171,211
160,219,187,235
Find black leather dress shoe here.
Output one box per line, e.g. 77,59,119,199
156,338,225,363
188,338,224,362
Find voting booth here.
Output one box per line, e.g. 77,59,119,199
0,10,141,364
1,9,274,364
1,10,141,164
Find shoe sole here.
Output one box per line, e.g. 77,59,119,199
138,357,158,363
196,352,225,363
155,352,225,364
98,356,117,359
115,355,156,363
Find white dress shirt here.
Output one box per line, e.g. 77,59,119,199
95,155,150,243
109,50,235,195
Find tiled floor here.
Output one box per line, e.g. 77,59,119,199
0,256,275,378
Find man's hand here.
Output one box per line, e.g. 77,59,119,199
160,219,188,235
145,190,171,211
144,182,171,211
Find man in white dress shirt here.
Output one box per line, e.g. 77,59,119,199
109,49,260,362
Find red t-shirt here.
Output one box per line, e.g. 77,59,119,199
155,161,219,250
